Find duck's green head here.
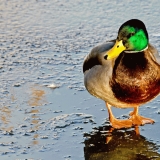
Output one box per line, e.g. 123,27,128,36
105,19,149,60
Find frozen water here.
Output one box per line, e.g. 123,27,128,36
0,0,160,159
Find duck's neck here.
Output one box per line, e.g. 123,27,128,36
113,51,148,75
120,52,147,70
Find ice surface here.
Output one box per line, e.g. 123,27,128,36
0,0,160,159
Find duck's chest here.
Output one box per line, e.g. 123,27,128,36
110,53,160,104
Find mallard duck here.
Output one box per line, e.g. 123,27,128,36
83,19,160,129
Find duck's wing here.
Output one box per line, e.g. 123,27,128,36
83,40,115,73
148,43,160,64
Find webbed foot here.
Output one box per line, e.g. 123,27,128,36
110,117,133,129
130,114,154,126
129,107,154,126
106,103,132,129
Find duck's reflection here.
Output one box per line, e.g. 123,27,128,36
84,126,160,160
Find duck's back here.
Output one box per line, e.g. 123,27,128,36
83,41,115,73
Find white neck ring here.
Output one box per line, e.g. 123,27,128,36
124,46,148,53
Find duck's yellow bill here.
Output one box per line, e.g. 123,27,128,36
105,40,126,60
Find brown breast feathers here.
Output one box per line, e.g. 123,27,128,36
110,51,160,104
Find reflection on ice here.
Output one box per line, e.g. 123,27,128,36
27,85,47,146
32,134,39,145
0,106,14,132
84,126,160,160
28,85,46,107
0,106,11,124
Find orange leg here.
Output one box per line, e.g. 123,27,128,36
129,107,154,126
134,126,140,136
106,103,132,129
106,127,114,144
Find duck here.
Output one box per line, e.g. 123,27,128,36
83,19,160,129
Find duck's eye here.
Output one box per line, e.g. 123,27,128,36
127,32,135,38
122,40,127,46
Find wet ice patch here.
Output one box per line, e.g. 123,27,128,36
44,113,94,130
